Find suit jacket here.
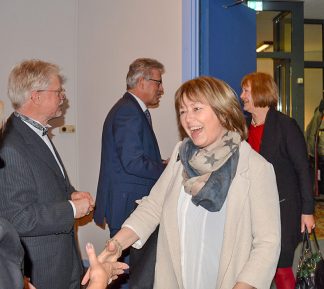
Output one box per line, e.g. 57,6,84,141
0,217,24,289
0,114,82,289
258,107,314,267
94,92,165,232
124,141,281,289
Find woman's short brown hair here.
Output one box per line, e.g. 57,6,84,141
175,76,247,140
241,72,278,108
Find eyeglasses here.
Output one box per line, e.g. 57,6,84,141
148,78,163,86
37,88,66,99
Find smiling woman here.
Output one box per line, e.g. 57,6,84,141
93,76,281,289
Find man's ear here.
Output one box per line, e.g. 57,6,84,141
138,77,146,90
30,90,41,104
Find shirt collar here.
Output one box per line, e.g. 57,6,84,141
129,92,147,112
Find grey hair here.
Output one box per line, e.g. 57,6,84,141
126,58,165,89
7,59,65,109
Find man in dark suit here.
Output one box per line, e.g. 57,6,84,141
0,59,95,289
94,58,167,289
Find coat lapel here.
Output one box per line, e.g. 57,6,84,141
260,107,279,161
10,115,66,180
163,155,185,289
216,142,251,288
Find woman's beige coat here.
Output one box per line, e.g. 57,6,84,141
123,141,281,289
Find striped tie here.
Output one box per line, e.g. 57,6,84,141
144,109,152,126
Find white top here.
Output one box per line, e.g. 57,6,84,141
177,186,227,289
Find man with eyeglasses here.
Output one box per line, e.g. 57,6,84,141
94,58,167,289
0,59,95,289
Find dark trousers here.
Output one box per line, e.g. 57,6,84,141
129,226,159,289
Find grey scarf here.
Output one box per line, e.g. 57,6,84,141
179,131,240,212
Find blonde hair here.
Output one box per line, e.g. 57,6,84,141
175,76,247,140
7,59,65,109
241,72,278,107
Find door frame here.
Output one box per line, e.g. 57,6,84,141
182,0,199,82
257,1,304,128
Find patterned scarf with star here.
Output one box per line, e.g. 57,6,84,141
179,131,241,212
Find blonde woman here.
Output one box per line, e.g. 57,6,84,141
87,76,281,289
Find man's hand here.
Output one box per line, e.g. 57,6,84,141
72,198,93,219
71,191,95,218
71,191,95,206
81,243,128,288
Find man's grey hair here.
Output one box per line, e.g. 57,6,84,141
7,59,65,109
126,58,165,90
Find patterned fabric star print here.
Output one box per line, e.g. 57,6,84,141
223,132,237,153
204,153,217,167
179,131,241,212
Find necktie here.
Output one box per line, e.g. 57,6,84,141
144,109,152,126
14,112,48,136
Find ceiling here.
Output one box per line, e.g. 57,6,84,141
303,0,324,19
271,0,324,19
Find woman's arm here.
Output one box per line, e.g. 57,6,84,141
285,119,315,232
106,227,140,258
286,118,315,214
83,142,182,285
82,227,137,285
84,242,129,289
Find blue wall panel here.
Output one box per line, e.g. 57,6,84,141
200,0,256,96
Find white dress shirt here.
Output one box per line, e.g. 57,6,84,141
178,186,227,289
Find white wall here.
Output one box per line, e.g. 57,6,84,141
0,0,79,183
76,0,182,258
0,0,182,259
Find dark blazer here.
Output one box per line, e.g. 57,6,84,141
0,217,24,289
256,107,314,267
0,114,82,289
94,92,165,232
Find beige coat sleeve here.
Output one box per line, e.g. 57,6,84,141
122,141,182,246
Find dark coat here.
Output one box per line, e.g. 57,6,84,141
94,92,165,232
0,114,82,289
0,217,24,289
94,92,165,288
257,107,314,267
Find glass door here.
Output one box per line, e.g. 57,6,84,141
274,59,291,115
257,1,304,128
